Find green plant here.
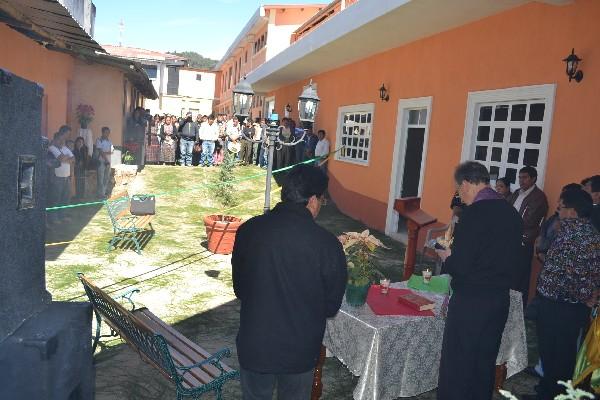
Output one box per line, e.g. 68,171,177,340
122,151,135,165
499,380,594,400
338,230,388,286
214,151,237,208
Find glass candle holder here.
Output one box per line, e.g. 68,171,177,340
380,278,391,294
422,269,432,284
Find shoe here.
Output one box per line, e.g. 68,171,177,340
524,366,541,379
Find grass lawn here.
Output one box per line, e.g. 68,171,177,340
45,164,537,399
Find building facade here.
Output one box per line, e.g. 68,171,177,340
246,0,599,239
214,4,327,118
0,1,155,147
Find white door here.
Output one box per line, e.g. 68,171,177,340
385,97,432,238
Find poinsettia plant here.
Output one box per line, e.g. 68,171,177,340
338,230,389,286
76,104,95,128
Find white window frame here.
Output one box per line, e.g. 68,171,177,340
385,96,433,236
334,103,375,166
460,84,556,189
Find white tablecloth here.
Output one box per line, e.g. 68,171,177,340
323,282,528,399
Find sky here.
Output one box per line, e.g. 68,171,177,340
93,0,321,61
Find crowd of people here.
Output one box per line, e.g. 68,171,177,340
125,108,330,170
43,108,331,224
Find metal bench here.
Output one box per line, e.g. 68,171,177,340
78,273,238,400
104,195,154,254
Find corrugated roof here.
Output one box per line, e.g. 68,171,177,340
102,45,186,64
0,0,157,99
0,0,104,53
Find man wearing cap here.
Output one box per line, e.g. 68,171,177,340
178,111,199,166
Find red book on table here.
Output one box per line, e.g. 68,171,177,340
397,291,435,311
366,286,434,317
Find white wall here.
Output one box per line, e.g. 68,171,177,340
178,70,216,100
266,24,301,61
161,96,214,117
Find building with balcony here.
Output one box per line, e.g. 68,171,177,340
246,0,599,241
213,3,327,119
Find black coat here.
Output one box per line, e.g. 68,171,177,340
232,202,347,374
442,198,523,294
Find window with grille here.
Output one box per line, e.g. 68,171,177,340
462,85,555,190
472,100,547,187
335,104,375,165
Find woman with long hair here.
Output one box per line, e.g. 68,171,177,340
160,115,177,165
145,114,161,164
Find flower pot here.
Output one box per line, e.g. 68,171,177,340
203,215,243,255
345,282,371,307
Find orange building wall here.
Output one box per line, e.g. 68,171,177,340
273,6,324,25
269,0,600,231
69,61,126,145
0,23,74,136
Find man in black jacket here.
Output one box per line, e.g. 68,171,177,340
178,111,199,166
232,164,347,400
436,161,522,400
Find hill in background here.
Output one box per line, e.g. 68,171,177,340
169,51,218,69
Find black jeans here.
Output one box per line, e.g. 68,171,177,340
240,367,314,400
437,290,509,400
536,296,589,400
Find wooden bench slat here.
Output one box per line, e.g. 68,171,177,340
133,309,225,378
134,309,231,371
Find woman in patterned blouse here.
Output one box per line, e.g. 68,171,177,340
532,187,599,400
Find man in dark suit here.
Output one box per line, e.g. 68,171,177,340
436,161,522,400
232,164,347,400
508,166,548,305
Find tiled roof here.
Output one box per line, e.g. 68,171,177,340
102,45,186,62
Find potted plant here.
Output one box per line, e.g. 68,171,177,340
203,152,243,254
338,230,389,306
76,104,95,129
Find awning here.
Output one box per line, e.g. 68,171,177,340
0,0,104,53
0,0,157,99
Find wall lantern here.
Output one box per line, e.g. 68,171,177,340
285,103,292,113
379,84,390,102
297,80,320,123
563,48,583,83
232,77,255,119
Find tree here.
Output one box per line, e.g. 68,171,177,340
169,51,218,69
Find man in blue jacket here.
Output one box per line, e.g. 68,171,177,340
232,164,347,400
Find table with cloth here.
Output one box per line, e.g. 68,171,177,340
322,277,528,399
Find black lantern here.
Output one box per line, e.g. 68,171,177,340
285,103,292,113
297,80,320,123
232,77,255,119
379,84,389,102
563,48,583,83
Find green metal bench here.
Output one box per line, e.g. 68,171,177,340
78,274,238,399
104,196,154,254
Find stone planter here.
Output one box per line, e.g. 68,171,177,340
203,215,243,255
345,282,371,307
